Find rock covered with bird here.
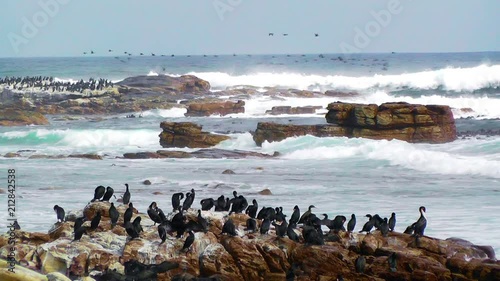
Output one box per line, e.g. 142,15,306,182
0,186,499,281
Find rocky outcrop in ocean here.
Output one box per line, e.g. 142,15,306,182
253,102,457,145
0,201,498,281
117,75,211,95
0,75,214,123
0,109,49,126
159,122,230,148
325,102,457,143
123,148,276,159
265,105,322,115
184,100,245,117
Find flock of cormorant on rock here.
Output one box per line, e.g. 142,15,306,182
0,76,113,93
45,183,427,254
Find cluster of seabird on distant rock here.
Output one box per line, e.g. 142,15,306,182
0,76,113,93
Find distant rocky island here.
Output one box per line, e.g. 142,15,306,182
1,74,497,142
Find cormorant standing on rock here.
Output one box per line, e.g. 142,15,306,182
172,192,184,211
331,215,347,232
124,203,134,226
182,231,195,252
200,198,215,211
197,210,208,232
215,195,225,211
275,207,286,222
260,218,271,235
74,217,85,233
289,205,300,225
132,216,143,233
91,185,105,202
221,219,237,236
182,191,195,211
273,220,288,238
287,223,300,242
359,214,374,234
102,186,114,202
147,202,162,226
109,203,119,229
73,226,86,241
302,225,324,245
123,184,131,205
412,206,427,237
321,214,332,227
125,222,139,239
158,224,168,245
298,205,315,224
389,212,396,232
53,205,65,223
90,211,101,230
171,207,186,238
13,220,21,230
245,199,258,218
245,218,257,233
347,214,356,232
380,218,390,237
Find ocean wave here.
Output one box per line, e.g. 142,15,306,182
347,91,500,120
257,135,500,178
173,64,500,92
207,91,500,119
140,108,187,118
0,128,160,149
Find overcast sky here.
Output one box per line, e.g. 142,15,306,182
1,0,499,57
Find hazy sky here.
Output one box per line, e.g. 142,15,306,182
1,0,499,57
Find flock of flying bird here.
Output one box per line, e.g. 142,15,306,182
50,183,428,261
81,33,321,58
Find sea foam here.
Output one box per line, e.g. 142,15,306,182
180,64,500,92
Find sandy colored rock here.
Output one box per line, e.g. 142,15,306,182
4,152,21,158
67,154,103,160
46,272,71,281
0,203,496,280
0,259,48,281
199,243,242,280
258,189,273,195
0,109,49,126
185,100,245,116
253,122,347,146
159,122,230,148
265,105,322,115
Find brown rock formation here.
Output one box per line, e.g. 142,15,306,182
117,75,210,94
0,203,498,281
253,122,347,146
184,100,245,117
159,122,230,148
253,102,457,145
0,109,49,126
123,148,275,159
265,105,323,115
325,102,457,143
